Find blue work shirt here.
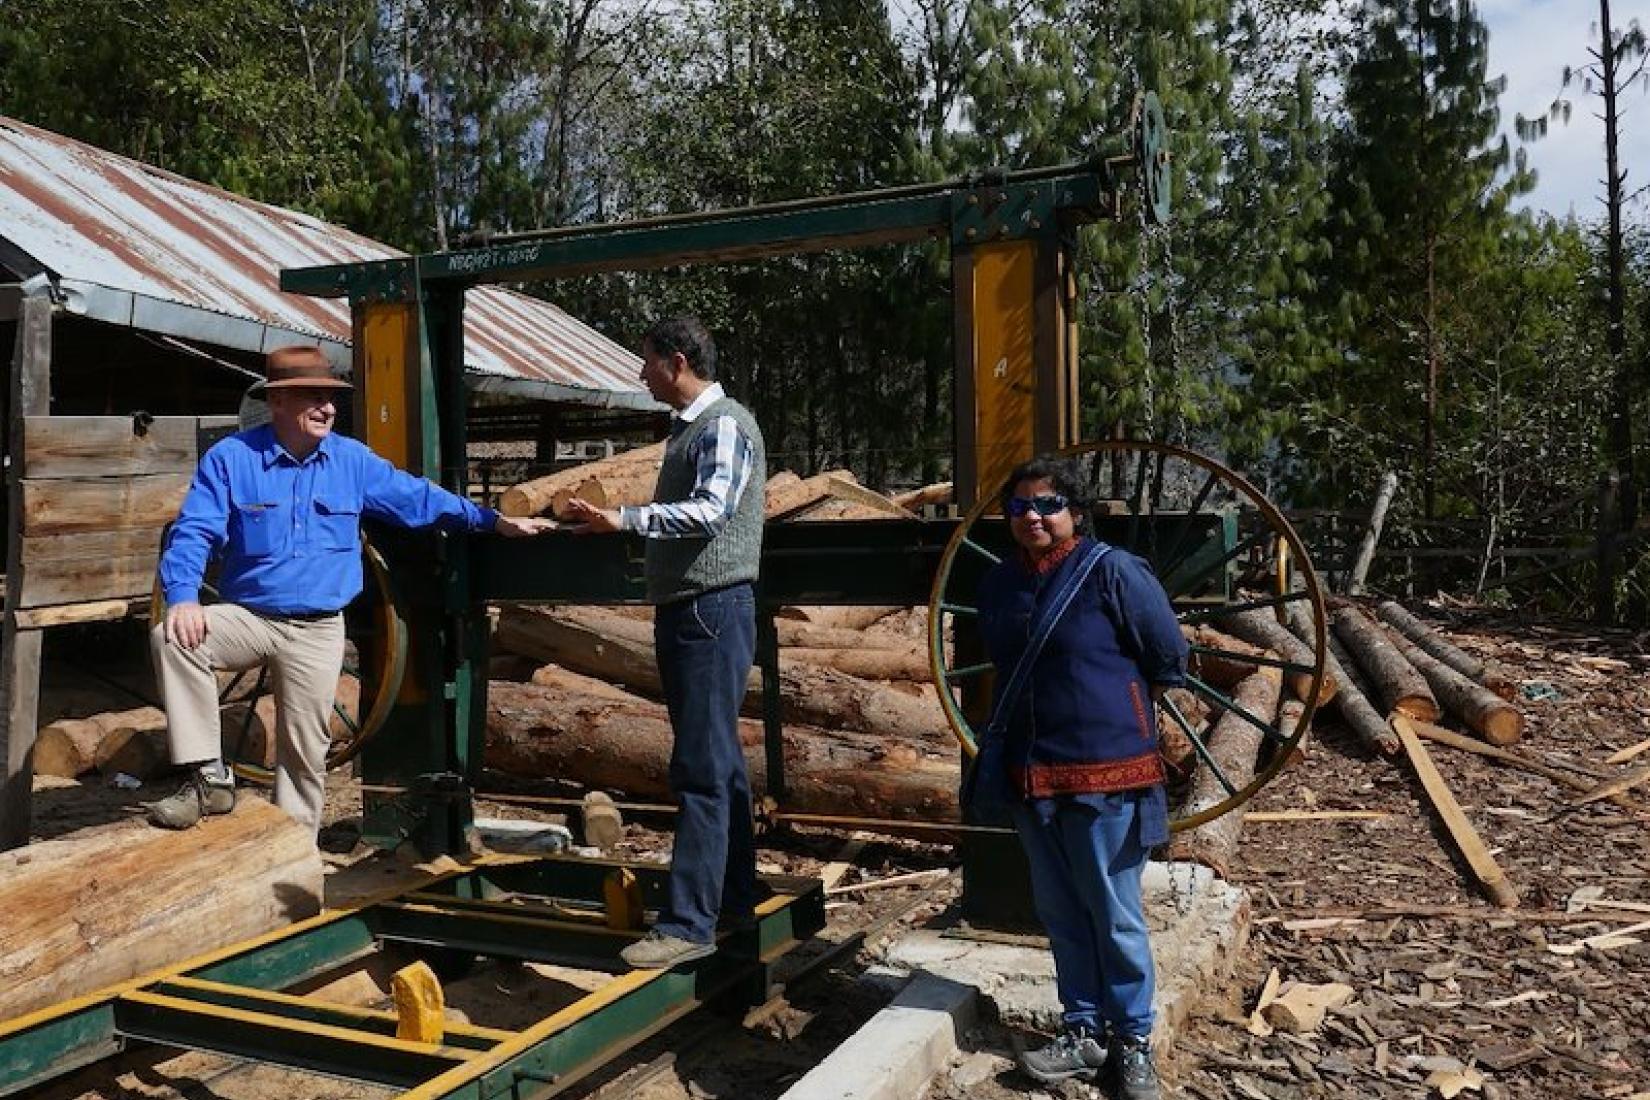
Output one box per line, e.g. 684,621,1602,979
160,425,498,616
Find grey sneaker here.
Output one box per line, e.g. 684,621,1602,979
619,929,716,969
146,774,236,830
1019,1026,1108,1084
1113,1033,1160,1100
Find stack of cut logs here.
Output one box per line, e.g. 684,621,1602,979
485,444,960,823
1166,597,1523,894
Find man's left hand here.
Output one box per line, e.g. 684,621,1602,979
493,515,558,538
562,498,623,534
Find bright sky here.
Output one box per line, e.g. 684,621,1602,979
1486,0,1650,220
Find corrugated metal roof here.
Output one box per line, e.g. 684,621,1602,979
0,116,656,410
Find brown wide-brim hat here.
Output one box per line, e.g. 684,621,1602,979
248,346,354,396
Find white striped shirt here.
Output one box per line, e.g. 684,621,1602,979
619,383,757,539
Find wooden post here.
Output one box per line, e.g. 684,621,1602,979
1347,471,1398,596
1,293,52,849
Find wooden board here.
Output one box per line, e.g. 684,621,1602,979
20,473,190,536
21,528,166,564
14,551,159,607
22,416,201,478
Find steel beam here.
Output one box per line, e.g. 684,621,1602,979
114,990,474,1087
281,167,1114,299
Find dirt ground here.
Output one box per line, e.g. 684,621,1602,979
18,608,1650,1099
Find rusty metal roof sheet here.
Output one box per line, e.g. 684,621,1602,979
0,116,655,410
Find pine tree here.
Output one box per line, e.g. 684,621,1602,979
1321,0,1532,517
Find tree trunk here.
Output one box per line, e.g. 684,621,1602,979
1214,608,1336,706
498,441,665,518
31,718,106,778
890,482,952,510
1167,668,1282,877
0,798,322,1019
1183,625,1276,691
1286,605,1399,756
765,469,856,518
1379,625,1523,745
1375,601,1514,700
485,681,958,822
1331,607,1439,722
1157,687,1209,783
1348,471,1398,595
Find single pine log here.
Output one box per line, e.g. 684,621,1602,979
1167,667,1282,877
1157,687,1209,783
1215,608,1336,705
1183,625,1276,691
1379,625,1523,745
1331,607,1439,722
498,442,665,518
485,680,958,822
890,482,952,509
0,798,323,1019
1277,698,1310,769
31,718,105,778
1286,604,1399,756
786,605,905,632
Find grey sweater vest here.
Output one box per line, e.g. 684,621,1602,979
644,396,766,605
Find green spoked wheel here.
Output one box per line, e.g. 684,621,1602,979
150,532,409,785
926,440,1328,832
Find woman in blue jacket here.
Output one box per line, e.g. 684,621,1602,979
974,456,1187,1098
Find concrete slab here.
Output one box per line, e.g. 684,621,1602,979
777,974,977,1100
880,860,1250,1051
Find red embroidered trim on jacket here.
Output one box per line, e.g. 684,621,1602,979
1127,681,1153,743
1012,751,1166,797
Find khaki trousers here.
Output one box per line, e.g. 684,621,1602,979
150,605,346,833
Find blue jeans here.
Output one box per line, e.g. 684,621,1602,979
653,583,758,944
1009,795,1156,1038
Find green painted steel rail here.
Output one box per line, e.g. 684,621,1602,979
0,854,824,1099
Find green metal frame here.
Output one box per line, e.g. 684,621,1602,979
0,855,825,1099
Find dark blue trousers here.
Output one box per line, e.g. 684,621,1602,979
653,583,758,944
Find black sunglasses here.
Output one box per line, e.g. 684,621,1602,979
1007,494,1069,518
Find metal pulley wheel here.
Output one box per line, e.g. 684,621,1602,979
1135,90,1172,226
927,440,1327,831
150,531,408,785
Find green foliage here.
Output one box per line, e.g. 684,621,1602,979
4,0,1648,618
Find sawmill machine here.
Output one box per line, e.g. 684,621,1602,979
0,93,1328,1099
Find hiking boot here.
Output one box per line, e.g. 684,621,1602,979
619,930,716,969
146,773,236,830
1019,1026,1108,1084
1113,1033,1161,1100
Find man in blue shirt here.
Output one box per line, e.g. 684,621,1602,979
148,346,551,833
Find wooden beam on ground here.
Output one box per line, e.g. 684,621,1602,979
1,293,51,849
1390,715,1519,909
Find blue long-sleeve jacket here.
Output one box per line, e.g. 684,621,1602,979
977,537,1188,804
160,426,497,615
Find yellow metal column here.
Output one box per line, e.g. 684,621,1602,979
355,302,424,475
953,234,1078,506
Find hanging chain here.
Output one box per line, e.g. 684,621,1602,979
1160,219,1184,446
1133,180,1157,442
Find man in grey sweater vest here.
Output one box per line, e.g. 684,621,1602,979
567,317,766,969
